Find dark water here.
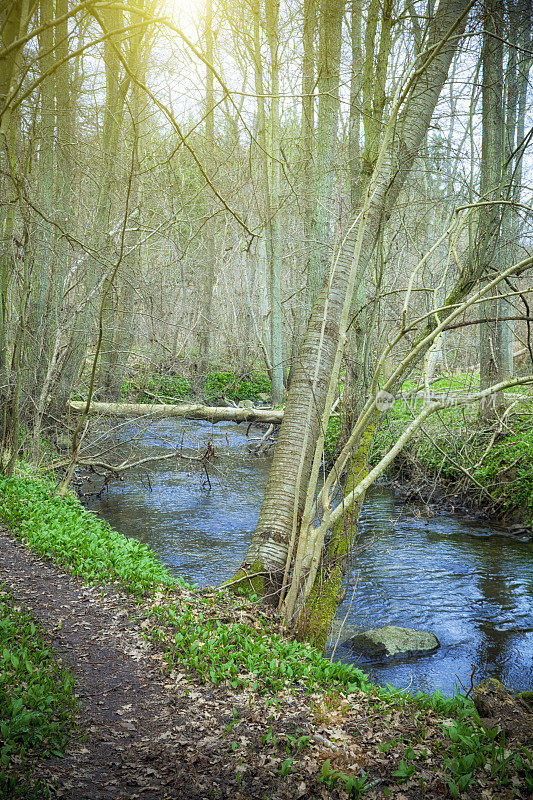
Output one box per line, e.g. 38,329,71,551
84,418,533,696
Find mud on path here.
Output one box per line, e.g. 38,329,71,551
1,528,531,800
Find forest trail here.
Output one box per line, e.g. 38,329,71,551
1,529,531,800
0,529,311,800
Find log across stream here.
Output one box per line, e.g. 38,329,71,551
80,416,533,697
69,400,284,424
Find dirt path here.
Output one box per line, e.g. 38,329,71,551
0,529,290,799
1,529,531,800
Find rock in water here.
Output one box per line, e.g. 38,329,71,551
346,625,440,660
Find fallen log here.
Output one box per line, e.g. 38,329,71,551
68,400,284,425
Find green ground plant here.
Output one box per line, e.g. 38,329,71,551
148,599,369,694
203,370,271,403
0,476,176,595
372,395,533,522
121,374,193,403
1,472,531,796
324,375,532,522
0,588,77,798
119,369,271,405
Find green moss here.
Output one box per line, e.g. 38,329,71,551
298,424,376,649
225,560,265,597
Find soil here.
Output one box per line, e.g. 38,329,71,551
383,475,533,542
0,529,531,800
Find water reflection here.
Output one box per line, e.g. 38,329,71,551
84,418,533,695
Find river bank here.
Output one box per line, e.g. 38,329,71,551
0,471,531,799
370,394,533,530
384,477,532,542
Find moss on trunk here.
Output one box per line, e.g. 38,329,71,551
224,559,266,598
297,423,375,649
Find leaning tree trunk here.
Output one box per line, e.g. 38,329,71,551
232,0,472,602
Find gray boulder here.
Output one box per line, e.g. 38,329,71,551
346,625,440,660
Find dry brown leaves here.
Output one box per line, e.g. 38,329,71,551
0,529,530,800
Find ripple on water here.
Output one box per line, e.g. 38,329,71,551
85,419,533,696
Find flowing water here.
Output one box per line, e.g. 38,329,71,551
83,418,533,696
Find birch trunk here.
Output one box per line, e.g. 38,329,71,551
233,0,472,600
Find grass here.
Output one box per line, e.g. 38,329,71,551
0,470,531,797
0,587,77,799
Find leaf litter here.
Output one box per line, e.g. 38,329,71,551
0,527,531,799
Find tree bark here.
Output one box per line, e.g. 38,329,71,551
478,0,504,413
304,0,344,313
198,0,217,385
233,0,471,599
68,400,284,424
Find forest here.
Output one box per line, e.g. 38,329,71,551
0,0,532,797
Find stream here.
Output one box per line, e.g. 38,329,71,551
83,417,533,696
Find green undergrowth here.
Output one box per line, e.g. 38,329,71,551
148,599,369,694
0,587,77,799
203,370,271,403
372,394,533,522
0,476,370,697
119,369,271,405
0,475,176,595
1,471,531,796
324,375,532,522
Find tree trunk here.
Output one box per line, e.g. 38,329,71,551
68,400,284,424
478,0,504,414
264,0,284,405
0,0,34,468
300,0,316,324
233,0,472,601
304,0,344,312
198,0,217,385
